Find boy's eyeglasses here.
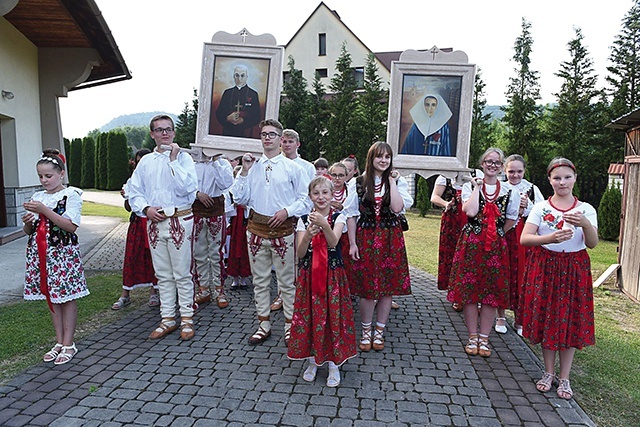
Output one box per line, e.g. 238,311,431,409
259,132,281,139
153,127,174,134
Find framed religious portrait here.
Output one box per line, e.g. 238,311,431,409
193,29,284,159
387,49,476,181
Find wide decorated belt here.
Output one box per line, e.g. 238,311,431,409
247,209,294,239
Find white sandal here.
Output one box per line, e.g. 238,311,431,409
54,343,77,365
327,365,341,387
111,296,130,310
303,362,318,382
44,343,63,362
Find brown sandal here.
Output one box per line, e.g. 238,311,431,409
359,324,372,352
248,325,271,345
149,318,178,339
478,336,492,357
465,334,479,356
372,326,385,351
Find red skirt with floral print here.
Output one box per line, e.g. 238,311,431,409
446,227,510,308
350,224,411,299
520,246,595,350
287,257,357,366
437,199,466,290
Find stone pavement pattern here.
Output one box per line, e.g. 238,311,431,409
0,203,596,426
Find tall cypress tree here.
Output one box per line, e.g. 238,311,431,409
80,136,95,189
68,138,82,187
502,18,542,162
106,131,130,190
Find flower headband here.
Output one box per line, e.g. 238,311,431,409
40,156,59,165
547,161,576,176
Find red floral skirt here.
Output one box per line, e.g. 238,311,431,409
447,227,510,308
288,261,357,365
350,224,411,299
227,205,251,277
123,215,157,289
520,247,595,350
437,200,466,290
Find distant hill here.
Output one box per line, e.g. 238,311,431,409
100,112,178,132
485,105,505,121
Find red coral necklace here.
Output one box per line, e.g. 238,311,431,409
548,196,578,212
482,181,500,203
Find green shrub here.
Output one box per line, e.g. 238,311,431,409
68,138,82,187
415,175,431,217
106,131,129,190
598,182,622,241
80,136,95,188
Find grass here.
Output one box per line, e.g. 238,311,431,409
82,201,130,220
403,209,639,427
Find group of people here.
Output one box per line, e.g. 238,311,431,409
21,116,413,389
20,118,595,399
433,148,598,400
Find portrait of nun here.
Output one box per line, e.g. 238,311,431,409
401,94,452,156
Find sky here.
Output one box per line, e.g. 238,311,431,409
59,0,634,139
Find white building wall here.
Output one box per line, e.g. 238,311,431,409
0,18,43,189
284,5,389,90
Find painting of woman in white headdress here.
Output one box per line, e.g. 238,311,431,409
399,75,462,156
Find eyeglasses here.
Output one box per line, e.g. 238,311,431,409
259,132,281,139
483,160,503,167
330,173,346,178
153,127,174,134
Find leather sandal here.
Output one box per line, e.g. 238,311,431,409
248,325,271,345
180,320,195,341
536,372,557,393
149,318,178,339
452,302,463,312
111,296,130,310
284,322,292,347
372,326,385,351
359,324,372,352
478,337,492,357
216,293,229,309
557,378,574,400
194,287,211,304
44,343,63,362
465,334,479,356
54,343,77,365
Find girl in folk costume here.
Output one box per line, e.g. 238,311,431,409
447,148,520,357
344,142,413,353
112,149,159,310
431,174,468,311
495,154,544,335
520,158,598,400
288,176,356,387
22,149,89,365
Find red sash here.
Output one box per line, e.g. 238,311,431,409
482,202,500,251
36,218,55,313
311,233,328,298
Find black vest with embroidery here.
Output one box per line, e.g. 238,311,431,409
298,212,344,271
355,177,402,230
29,196,79,246
463,191,512,237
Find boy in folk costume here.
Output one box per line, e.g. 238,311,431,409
231,119,310,345
127,114,199,341
191,152,234,308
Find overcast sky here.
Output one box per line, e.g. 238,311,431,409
58,0,633,139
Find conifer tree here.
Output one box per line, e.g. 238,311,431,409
80,136,95,189
470,70,494,166
502,18,542,162
68,138,83,187
279,56,309,134
325,43,359,162
352,53,388,162
607,0,640,118
174,89,198,148
106,131,129,190
298,72,329,161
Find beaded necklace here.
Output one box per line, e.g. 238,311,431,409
333,186,346,203
482,181,500,203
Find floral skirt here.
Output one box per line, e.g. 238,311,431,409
287,265,357,366
350,225,411,299
437,202,466,290
123,215,157,290
24,241,89,303
520,247,595,350
447,229,510,308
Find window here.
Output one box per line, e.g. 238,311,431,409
352,67,365,89
316,68,328,78
318,33,326,56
